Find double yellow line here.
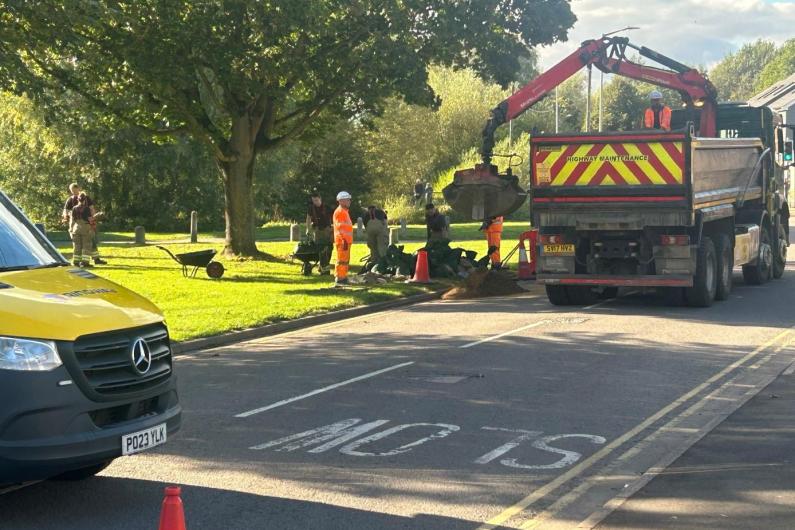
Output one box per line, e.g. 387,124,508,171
478,329,794,530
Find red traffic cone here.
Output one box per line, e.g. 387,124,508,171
158,486,187,530
517,243,533,280
409,249,431,283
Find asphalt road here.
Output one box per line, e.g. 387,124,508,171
3,264,795,529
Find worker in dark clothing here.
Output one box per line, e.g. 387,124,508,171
413,179,424,205
62,182,107,265
305,191,333,274
643,90,672,130
363,205,388,264
425,203,448,242
69,193,94,268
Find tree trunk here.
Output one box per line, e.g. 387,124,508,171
218,115,260,257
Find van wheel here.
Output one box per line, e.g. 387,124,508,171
742,227,772,285
715,233,733,301
52,461,112,481
566,286,599,305
686,236,717,307
546,285,571,305
773,221,787,279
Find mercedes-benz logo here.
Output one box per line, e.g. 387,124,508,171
130,338,152,375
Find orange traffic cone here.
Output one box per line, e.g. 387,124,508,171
158,486,187,530
517,243,533,280
409,249,431,283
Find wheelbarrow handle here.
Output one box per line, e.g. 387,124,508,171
156,245,180,263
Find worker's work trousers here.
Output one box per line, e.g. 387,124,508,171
428,229,448,243
366,219,388,263
313,226,333,269
487,232,502,265
70,220,93,263
335,238,352,280
89,226,101,258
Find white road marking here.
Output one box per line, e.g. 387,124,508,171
235,362,414,418
460,320,553,349
339,423,460,457
250,418,389,452
502,434,606,471
474,427,543,465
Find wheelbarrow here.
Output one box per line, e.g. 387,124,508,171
157,246,225,279
291,238,331,276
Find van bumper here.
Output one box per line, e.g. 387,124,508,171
0,366,181,484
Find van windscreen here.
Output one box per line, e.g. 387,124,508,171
0,194,64,271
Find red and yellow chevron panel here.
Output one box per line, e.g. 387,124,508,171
533,142,684,186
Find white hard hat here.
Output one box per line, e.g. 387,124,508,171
336,191,352,200
649,90,663,99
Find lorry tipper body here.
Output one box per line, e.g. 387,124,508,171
443,35,793,307
529,106,789,306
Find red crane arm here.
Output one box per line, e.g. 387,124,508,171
480,36,718,165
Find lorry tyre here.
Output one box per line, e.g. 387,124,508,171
715,233,733,301
685,236,717,307
773,221,787,279
52,460,113,481
566,286,599,305
546,285,571,305
742,227,772,285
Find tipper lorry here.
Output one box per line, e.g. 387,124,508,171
444,36,793,307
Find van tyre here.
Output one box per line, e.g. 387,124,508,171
52,460,112,481
715,233,733,301
742,226,772,285
546,285,571,305
685,236,717,307
773,220,787,279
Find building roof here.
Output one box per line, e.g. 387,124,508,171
748,73,795,111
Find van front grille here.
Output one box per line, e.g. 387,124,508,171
73,324,172,395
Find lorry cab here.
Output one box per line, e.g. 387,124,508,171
0,191,181,486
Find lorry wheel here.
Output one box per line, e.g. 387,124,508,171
773,222,787,279
715,234,733,301
742,227,773,285
52,460,113,481
545,285,571,305
566,286,599,305
686,236,717,307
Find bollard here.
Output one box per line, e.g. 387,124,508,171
399,218,407,238
356,217,364,239
190,211,198,243
389,227,400,245
134,226,146,245
289,223,300,242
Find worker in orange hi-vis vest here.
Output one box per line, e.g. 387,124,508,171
481,216,504,269
643,90,672,131
333,191,354,285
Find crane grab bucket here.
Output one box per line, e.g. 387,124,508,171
442,164,527,220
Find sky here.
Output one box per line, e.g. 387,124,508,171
536,0,795,70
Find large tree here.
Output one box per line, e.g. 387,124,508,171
0,0,576,256
756,39,795,93
710,40,777,102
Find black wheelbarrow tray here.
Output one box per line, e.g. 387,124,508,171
157,246,225,278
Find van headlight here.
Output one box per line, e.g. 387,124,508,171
0,337,62,371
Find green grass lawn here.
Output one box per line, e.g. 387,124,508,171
54,237,498,342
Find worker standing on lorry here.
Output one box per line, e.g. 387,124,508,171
333,191,354,286
69,193,94,268
306,191,333,274
364,205,388,265
643,90,672,131
481,216,504,269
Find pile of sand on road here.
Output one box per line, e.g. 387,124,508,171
442,268,526,300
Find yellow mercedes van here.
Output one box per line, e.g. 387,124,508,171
0,191,181,485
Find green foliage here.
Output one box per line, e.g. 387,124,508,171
710,40,778,101
0,0,577,255
756,39,795,92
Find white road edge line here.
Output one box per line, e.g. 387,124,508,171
235,362,414,418
460,320,552,349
